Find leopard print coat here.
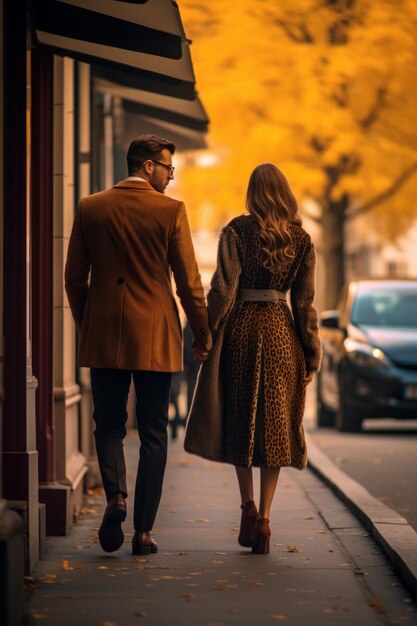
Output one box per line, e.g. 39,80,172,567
184,215,321,469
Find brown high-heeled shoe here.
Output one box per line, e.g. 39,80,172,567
252,518,271,554
238,500,258,547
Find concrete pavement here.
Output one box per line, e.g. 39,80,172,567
303,385,417,602
306,433,417,603
27,429,417,626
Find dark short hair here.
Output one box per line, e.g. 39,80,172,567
127,135,176,175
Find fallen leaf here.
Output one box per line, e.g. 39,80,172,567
180,592,196,602
247,580,264,586
98,566,108,570
41,574,57,584
87,487,105,496
214,579,229,590
32,611,47,619
354,568,367,576
61,560,82,571
287,545,300,553
212,560,224,564
369,598,384,613
271,616,287,621
133,611,148,618
324,606,349,614
304,516,314,520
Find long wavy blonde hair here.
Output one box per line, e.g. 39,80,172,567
246,163,302,273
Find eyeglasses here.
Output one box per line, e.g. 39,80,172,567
150,159,175,176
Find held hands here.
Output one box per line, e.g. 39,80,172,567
193,327,212,362
194,346,211,362
304,370,314,385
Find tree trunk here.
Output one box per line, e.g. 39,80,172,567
321,199,346,309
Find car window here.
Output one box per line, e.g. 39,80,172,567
351,288,417,328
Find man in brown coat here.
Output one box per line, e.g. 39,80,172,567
65,135,211,555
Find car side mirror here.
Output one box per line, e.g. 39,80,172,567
320,310,340,329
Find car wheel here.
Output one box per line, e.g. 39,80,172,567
336,374,363,432
316,372,335,427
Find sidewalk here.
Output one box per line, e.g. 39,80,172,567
303,385,417,600
27,429,417,626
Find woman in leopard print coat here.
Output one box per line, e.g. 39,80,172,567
184,163,321,553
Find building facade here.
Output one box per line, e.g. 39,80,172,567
0,2,208,624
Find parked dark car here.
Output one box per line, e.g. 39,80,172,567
317,279,417,431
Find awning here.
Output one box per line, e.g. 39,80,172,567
122,111,207,151
94,77,209,132
32,0,197,99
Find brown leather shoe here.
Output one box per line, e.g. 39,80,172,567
238,500,258,548
98,493,127,553
132,531,158,555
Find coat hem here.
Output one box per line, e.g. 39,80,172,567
184,444,308,470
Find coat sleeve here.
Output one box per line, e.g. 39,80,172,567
290,243,321,373
207,226,242,336
64,203,91,332
168,202,212,352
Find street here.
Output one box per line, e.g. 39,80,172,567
305,385,417,533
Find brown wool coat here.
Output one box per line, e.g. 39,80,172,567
65,180,211,371
184,215,321,470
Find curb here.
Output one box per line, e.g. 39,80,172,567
306,432,417,601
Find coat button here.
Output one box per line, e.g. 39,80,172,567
117,277,124,285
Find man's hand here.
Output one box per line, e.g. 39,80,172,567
194,346,211,362
304,370,314,385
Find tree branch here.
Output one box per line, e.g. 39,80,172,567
347,162,417,219
274,19,314,43
359,87,387,130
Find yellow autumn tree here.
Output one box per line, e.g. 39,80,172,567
177,0,417,307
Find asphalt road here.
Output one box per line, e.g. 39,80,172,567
304,385,417,533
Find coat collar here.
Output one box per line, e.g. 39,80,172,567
113,179,154,191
